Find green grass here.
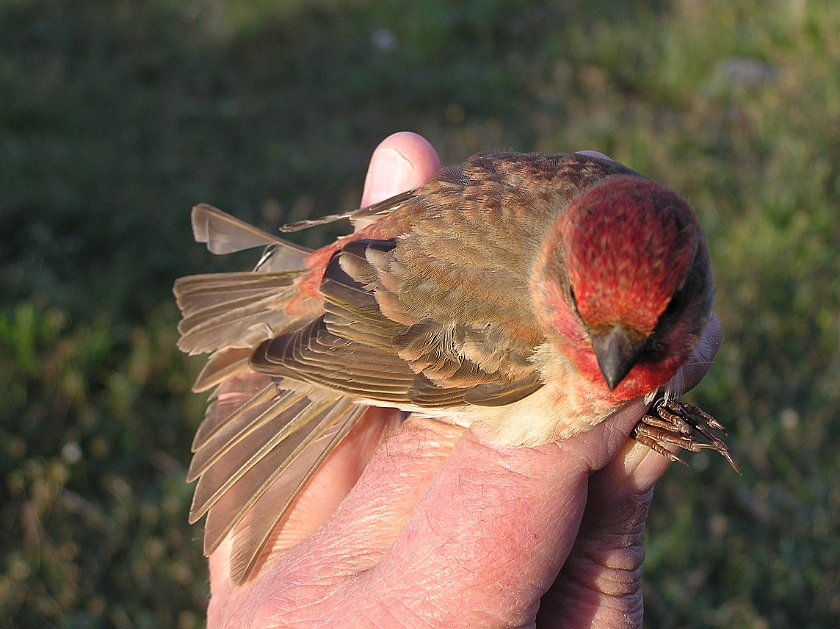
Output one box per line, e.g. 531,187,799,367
2,0,839,626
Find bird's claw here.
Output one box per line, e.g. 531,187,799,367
632,399,741,473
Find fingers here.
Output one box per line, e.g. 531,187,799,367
536,315,722,628
537,445,651,628
296,400,652,627
366,435,590,626
534,320,725,628
675,312,722,395
209,401,651,628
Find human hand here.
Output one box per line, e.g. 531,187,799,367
205,132,723,628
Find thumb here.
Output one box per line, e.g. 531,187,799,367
361,132,441,206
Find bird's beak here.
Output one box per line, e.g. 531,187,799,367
591,325,646,391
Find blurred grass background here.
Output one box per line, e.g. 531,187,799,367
1,0,839,627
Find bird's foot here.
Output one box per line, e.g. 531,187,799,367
632,399,741,473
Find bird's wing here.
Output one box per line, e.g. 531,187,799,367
250,152,640,406
185,370,366,585
250,238,545,407
177,153,641,585
178,206,371,585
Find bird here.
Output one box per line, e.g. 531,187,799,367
174,151,733,585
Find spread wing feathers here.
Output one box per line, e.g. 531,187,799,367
250,242,544,408
187,385,303,480
201,394,357,551
191,347,253,393
189,384,330,522
186,372,366,562
174,271,307,355
191,377,279,452
279,188,417,232
227,401,366,585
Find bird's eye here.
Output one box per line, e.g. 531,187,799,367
663,290,683,316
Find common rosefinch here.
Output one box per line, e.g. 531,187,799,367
175,150,733,585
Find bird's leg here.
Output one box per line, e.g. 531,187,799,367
631,399,740,473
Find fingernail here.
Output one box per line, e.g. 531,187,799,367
362,146,416,205
576,150,614,162
622,441,674,495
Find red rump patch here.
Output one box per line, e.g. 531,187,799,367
560,176,699,336
286,237,358,317
288,210,411,317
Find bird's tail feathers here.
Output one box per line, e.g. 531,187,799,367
174,271,308,356
191,203,311,267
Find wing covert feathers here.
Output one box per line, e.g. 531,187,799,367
250,239,546,408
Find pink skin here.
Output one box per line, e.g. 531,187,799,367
206,132,723,628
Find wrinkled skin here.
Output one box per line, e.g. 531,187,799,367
205,132,722,629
